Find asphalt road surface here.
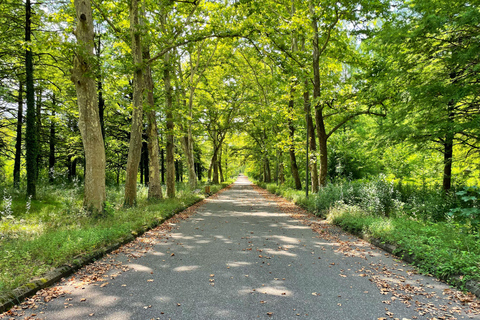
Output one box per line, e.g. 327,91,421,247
3,175,479,320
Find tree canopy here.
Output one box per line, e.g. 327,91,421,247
1,0,480,210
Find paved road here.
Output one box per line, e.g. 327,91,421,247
4,175,479,319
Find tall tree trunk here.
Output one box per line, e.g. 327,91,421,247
143,49,162,199
143,141,149,186
443,107,455,191
212,151,219,184
13,81,23,188
197,162,202,181
165,51,175,198
315,108,328,187
161,143,165,184
96,35,105,141
278,150,284,185
48,101,56,183
181,135,197,189
265,157,271,183
124,0,145,206
443,134,453,191
219,146,224,183
71,0,106,213
175,161,179,182
35,89,42,179
25,0,36,198
140,144,144,185
311,9,328,187
304,84,318,193
208,159,213,182
288,88,302,190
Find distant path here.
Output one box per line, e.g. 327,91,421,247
4,175,479,319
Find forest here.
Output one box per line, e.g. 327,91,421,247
0,0,479,298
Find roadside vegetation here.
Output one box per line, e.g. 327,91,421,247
253,177,480,287
0,180,232,296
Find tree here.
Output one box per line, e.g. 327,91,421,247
368,0,480,191
124,0,145,206
71,0,106,213
25,0,37,198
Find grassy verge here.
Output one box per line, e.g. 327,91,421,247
0,180,232,296
254,180,480,287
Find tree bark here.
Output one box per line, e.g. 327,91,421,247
288,88,302,190
96,35,105,141
161,143,165,184
443,107,455,191
311,12,328,187
219,147,224,183
124,0,145,206
25,0,36,198
304,84,319,192
265,156,271,183
143,141,149,185
143,48,163,199
35,89,42,180
48,101,56,183
181,135,197,189
71,0,106,213
165,51,175,198
13,81,23,188
278,150,284,185
212,151,219,184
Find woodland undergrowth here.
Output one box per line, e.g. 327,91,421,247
0,180,231,296
255,177,480,287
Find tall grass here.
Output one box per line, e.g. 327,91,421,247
257,175,458,222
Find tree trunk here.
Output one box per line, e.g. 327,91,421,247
311,12,328,187
443,107,455,191
315,108,328,187
140,142,144,185
35,89,42,179
212,151,219,184
71,0,106,213
219,146,224,183
208,159,212,182
181,135,197,189
304,84,318,192
278,150,284,185
96,35,106,141
144,144,149,185
144,49,162,199
25,0,36,198
13,81,23,188
165,51,175,198
124,0,145,206
161,143,165,184
48,103,56,183
265,157,271,183
288,88,302,190
443,134,453,191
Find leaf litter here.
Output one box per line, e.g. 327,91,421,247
252,184,480,319
0,188,234,320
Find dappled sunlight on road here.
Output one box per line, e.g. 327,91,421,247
173,265,200,272
5,175,479,320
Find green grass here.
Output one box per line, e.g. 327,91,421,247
254,179,480,287
0,180,232,296
328,205,480,283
